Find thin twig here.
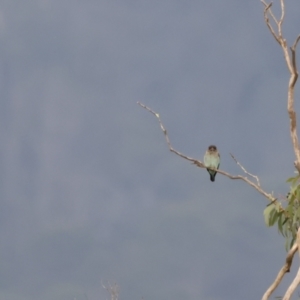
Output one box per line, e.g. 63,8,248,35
230,153,261,186
262,243,298,300
291,35,300,52
261,1,278,25
278,0,285,37
261,1,281,44
137,101,205,165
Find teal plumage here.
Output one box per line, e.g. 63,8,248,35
204,145,220,182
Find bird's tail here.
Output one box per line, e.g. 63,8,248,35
210,173,215,182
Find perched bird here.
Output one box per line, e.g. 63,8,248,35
204,145,220,182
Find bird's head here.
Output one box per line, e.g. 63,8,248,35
208,145,217,152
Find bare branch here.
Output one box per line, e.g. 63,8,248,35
137,102,200,165
261,1,293,72
262,1,300,173
261,1,278,24
278,0,285,37
138,102,282,206
287,36,300,172
282,229,300,300
262,243,298,300
260,1,281,44
291,35,300,52
230,153,261,186
290,36,300,88
290,36,300,76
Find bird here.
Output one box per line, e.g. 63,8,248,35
204,145,220,182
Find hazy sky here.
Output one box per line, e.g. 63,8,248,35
1,1,300,300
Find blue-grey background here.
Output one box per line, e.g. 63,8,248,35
1,1,300,299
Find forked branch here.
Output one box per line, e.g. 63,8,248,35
261,0,300,172
230,153,261,186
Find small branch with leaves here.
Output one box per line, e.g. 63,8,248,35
137,1,300,300
138,100,300,299
259,0,300,299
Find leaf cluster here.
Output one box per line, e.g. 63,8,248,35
264,175,300,250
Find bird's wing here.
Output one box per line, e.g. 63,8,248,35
204,152,210,167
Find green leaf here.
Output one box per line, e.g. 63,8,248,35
287,177,297,183
290,186,298,198
287,203,294,217
274,202,281,212
283,223,289,237
270,210,279,227
287,194,293,203
287,176,300,194
293,207,300,224
282,217,289,225
285,238,289,251
277,212,284,235
264,204,276,227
